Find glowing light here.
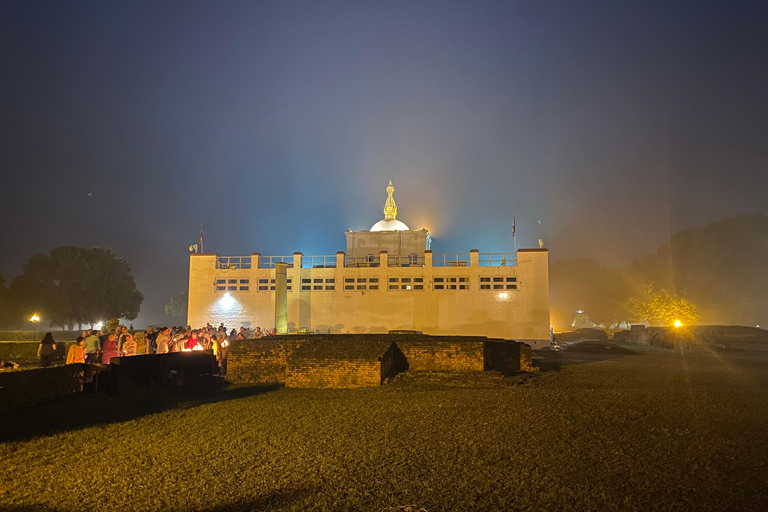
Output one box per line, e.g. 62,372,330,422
219,293,235,310
498,292,508,300
674,320,682,328
576,310,583,314
94,321,103,329
192,343,203,351
29,314,40,322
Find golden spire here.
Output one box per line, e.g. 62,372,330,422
383,180,397,220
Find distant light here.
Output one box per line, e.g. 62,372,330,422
757,325,761,329
576,310,583,314
498,292,508,300
219,293,235,310
674,320,682,328
94,321,103,329
29,314,40,322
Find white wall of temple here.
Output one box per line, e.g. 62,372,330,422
188,249,550,348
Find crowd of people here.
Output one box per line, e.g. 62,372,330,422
37,322,281,371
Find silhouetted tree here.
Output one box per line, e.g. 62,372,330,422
11,246,143,329
164,290,187,317
549,258,632,327
0,273,16,328
628,214,768,326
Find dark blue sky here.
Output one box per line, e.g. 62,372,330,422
1,0,767,326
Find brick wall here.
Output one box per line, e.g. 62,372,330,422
396,338,486,372
287,360,381,388
286,340,401,389
226,339,306,383
227,333,535,386
484,341,536,373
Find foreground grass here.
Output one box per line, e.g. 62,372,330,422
1,349,767,511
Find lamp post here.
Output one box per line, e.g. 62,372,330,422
30,314,40,339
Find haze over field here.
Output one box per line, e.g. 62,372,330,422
1,0,767,325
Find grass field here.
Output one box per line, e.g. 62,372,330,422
1,347,767,511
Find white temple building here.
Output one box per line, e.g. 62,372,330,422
187,182,550,348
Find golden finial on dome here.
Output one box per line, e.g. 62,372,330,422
383,180,397,220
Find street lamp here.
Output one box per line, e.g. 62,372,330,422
29,314,40,339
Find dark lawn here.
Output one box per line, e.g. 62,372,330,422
1,348,767,511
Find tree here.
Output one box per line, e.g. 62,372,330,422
626,288,700,326
164,291,187,317
10,246,144,329
0,273,16,328
628,214,768,326
549,258,633,327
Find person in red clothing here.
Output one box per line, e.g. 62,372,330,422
186,331,199,350
101,333,119,364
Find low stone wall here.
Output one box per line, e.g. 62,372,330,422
289,360,381,388
0,341,80,363
485,341,536,373
397,337,486,372
227,334,535,386
285,340,406,389
0,364,88,412
614,325,768,347
554,328,608,343
226,339,306,384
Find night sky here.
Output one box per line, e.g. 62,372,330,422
1,0,767,326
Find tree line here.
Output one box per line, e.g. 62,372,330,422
0,246,143,330
551,214,768,328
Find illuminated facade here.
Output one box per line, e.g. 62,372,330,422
187,182,551,348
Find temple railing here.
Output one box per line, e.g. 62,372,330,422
301,255,337,268
345,255,381,268
478,253,517,266
431,253,471,267
216,256,251,269
214,252,519,269
258,255,294,269
387,255,425,267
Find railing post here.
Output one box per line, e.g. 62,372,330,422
470,249,479,267
424,250,433,268
380,251,388,267
251,252,260,269
336,251,346,268
275,263,288,334
293,252,303,269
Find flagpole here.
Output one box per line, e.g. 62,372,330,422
513,216,517,253
200,224,204,254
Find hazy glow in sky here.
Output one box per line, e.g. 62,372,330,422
1,0,766,324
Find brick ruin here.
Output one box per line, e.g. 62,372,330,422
227,333,535,389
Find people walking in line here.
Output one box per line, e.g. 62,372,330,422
145,325,157,354
101,333,119,364
84,330,101,363
122,334,137,356
118,326,129,352
66,337,86,364
156,327,170,354
37,333,57,367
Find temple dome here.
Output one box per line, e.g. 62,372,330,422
371,219,410,232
